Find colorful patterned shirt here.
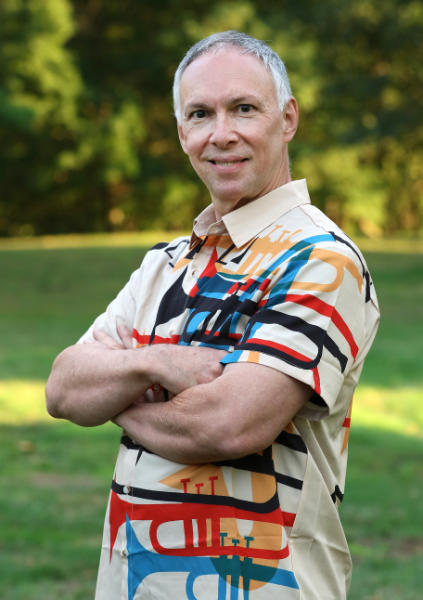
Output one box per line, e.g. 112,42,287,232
81,179,379,600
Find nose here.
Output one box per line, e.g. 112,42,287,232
209,112,238,147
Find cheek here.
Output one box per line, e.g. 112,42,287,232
264,128,285,155
247,121,281,147
183,133,204,161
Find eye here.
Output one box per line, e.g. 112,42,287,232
191,109,207,119
238,104,254,114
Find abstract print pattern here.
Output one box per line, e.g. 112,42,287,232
135,223,367,402
92,192,378,599
109,437,304,599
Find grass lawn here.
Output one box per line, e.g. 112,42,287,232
0,234,422,599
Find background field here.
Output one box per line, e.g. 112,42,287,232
0,235,422,599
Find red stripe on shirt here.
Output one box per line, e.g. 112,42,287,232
133,330,180,346
285,293,358,358
243,336,321,395
244,337,312,363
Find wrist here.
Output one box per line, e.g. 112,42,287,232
134,345,161,388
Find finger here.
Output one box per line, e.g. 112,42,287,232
93,328,124,349
116,323,133,349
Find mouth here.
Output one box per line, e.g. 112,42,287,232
209,158,248,167
209,158,249,166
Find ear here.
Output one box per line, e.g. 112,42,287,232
177,123,188,155
282,97,299,143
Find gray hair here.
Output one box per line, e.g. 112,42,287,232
173,30,292,123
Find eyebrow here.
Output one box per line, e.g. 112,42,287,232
229,95,259,105
184,102,209,114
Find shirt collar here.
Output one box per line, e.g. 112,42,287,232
191,179,310,248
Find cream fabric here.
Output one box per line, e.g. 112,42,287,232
80,180,379,599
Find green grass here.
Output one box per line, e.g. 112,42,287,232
1,234,422,599
0,421,119,600
357,249,423,388
0,245,151,379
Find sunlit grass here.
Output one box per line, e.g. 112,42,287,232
1,232,423,253
0,230,188,250
1,379,422,440
0,380,50,424
356,237,423,254
353,386,423,438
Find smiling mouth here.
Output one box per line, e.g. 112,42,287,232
209,159,248,165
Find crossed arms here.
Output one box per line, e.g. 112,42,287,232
46,324,311,464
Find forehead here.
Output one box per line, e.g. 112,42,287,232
179,47,277,107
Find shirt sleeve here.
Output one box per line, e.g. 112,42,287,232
221,242,369,414
77,236,191,345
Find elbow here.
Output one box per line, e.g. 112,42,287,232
45,376,96,426
45,348,75,421
216,433,264,461
45,345,107,427
45,368,66,420
45,377,94,426
210,411,282,460
197,421,267,462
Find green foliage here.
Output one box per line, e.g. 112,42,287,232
257,0,423,234
0,0,82,234
0,1,422,236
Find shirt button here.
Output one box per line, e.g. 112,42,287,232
123,485,131,495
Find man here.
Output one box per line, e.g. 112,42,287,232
46,31,379,599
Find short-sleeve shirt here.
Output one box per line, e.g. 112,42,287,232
83,180,379,600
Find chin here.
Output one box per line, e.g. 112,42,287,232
213,194,244,213
211,186,248,204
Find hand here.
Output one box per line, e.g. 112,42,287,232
92,324,159,406
91,325,227,397
148,344,227,395
91,322,133,350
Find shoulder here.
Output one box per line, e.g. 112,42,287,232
281,203,368,268
263,203,377,308
147,235,191,254
119,234,191,294
142,235,191,265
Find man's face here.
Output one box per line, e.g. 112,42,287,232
177,47,298,218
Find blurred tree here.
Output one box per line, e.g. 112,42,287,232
258,0,423,235
66,0,218,233
0,0,83,235
0,0,421,236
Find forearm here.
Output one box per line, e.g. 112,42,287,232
46,341,226,428
114,363,311,464
114,386,226,464
45,343,154,426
